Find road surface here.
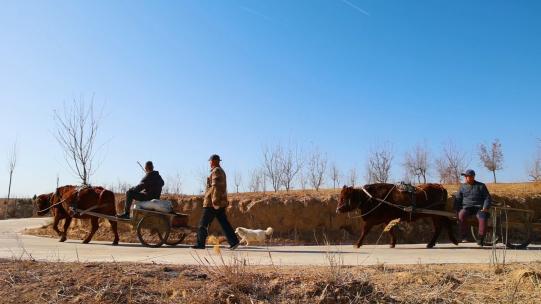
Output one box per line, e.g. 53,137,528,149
1,218,540,266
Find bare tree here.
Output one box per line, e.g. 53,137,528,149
6,141,17,202
479,139,503,183
307,149,327,191
403,143,429,184
348,168,358,187
279,145,303,192
298,169,308,190
528,143,541,182
528,156,541,182
248,169,263,192
328,162,341,189
54,97,102,185
262,145,284,192
366,145,393,183
435,141,468,184
234,171,242,193
165,172,182,195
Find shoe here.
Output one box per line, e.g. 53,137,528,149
191,245,205,250
461,238,469,243
476,236,485,247
117,213,130,219
229,243,239,250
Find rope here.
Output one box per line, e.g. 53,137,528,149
36,198,67,214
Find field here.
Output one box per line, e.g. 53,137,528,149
1,258,540,303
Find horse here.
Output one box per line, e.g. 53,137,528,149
35,185,119,245
336,183,458,248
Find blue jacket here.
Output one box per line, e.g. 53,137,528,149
454,181,492,210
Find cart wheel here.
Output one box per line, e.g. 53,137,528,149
137,215,170,248
471,226,499,245
165,228,188,246
502,221,531,250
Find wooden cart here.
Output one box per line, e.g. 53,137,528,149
80,207,195,248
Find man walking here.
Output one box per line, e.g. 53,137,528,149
192,154,239,250
454,169,492,246
118,161,164,219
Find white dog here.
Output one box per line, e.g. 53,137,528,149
234,227,274,246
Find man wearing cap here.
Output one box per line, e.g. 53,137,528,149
118,161,165,219
454,169,492,246
192,154,240,250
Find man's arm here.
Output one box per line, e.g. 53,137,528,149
131,175,148,192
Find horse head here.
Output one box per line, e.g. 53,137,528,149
34,193,53,216
336,185,361,213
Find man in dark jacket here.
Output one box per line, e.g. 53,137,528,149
118,161,164,219
454,169,492,246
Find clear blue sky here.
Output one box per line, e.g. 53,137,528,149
1,0,540,196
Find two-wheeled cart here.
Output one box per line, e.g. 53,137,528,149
79,207,195,248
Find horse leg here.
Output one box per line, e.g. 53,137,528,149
389,226,398,248
109,219,119,246
427,217,443,248
445,217,459,245
355,221,373,248
52,215,61,237
83,217,99,244
59,217,72,242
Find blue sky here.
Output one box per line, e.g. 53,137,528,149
1,0,540,196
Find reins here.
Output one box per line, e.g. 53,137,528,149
36,198,67,214
348,185,397,219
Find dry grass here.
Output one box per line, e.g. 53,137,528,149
1,259,540,304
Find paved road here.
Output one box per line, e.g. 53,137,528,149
1,218,540,266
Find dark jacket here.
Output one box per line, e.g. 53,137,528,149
131,171,165,200
454,181,491,210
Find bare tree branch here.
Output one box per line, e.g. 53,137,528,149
248,169,264,192
479,139,503,183
307,148,327,191
6,140,17,201
279,144,303,192
403,143,429,184
435,141,468,184
328,162,341,189
262,145,284,192
234,171,242,193
366,145,393,183
348,168,358,187
53,96,103,185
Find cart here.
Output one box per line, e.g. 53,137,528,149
403,204,536,249
79,206,195,248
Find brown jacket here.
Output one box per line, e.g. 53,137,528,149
203,166,228,208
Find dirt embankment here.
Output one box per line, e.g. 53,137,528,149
0,199,33,220
1,259,540,303
26,183,541,245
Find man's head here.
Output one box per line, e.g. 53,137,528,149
208,154,221,168
145,161,154,173
461,169,476,184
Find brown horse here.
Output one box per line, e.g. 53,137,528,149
35,185,119,245
336,183,458,248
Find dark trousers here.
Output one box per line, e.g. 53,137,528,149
124,190,151,214
196,207,239,247
458,207,490,238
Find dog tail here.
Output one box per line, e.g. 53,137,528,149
265,227,274,236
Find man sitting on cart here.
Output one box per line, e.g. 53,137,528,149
118,161,165,219
454,169,492,246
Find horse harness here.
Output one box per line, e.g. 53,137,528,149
349,184,445,220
